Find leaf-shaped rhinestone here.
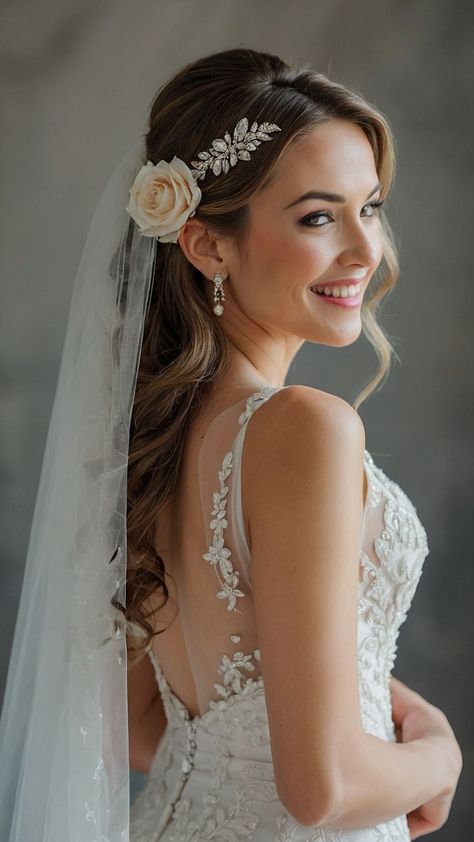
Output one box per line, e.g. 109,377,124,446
189,116,281,182
234,117,249,141
212,139,228,152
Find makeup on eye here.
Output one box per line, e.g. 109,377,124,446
300,198,385,227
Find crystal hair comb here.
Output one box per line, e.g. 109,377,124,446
189,117,281,181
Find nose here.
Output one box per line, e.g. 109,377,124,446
337,220,382,271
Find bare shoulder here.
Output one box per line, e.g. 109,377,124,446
241,384,366,566
243,384,365,484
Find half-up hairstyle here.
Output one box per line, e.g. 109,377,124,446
125,47,399,658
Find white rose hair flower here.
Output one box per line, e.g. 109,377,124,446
126,156,202,243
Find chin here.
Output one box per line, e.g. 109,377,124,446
322,323,362,348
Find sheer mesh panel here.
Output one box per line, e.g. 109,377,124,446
144,386,422,722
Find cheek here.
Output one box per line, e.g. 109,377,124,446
248,224,330,280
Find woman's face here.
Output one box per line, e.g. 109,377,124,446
222,118,384,349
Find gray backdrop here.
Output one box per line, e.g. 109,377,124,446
1,1,472,836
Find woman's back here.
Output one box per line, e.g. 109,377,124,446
140,383,276,720
129,384,430,841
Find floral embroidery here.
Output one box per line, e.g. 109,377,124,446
371,815,411,841
166,784,268,842
202,386,277,612
357,458,430,741
275,812,298,841
274,809,410,841
303,826,346,841
213,649,258,699
202,450,246,611
364,450,384,508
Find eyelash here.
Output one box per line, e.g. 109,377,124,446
301,199,385,227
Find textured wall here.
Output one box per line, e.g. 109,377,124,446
1,0,472,835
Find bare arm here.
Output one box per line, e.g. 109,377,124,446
243,385,457,829
324,724,458,830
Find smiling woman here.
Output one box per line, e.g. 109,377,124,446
0,46,462,842
190,118,387,347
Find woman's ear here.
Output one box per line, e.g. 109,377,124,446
177,217,229,280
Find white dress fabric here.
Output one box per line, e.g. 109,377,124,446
129,385,430,842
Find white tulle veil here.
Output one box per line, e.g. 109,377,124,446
0,139,157,841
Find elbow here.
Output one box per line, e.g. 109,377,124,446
287,795,343,830
276,772,344,829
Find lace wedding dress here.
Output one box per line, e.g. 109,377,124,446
129,385,430,842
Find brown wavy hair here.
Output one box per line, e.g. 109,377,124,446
124,47,400,659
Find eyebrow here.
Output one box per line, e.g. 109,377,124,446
284,182,381,209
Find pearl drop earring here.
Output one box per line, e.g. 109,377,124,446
213,272,226,316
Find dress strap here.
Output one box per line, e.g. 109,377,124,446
229,386,283,576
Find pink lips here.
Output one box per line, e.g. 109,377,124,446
310,288,362,308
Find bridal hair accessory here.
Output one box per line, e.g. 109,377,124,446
126,117,281,244
126,157,202,243
189,117,281,181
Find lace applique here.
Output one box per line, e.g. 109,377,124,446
213,648,259,699
167,779,279,842
202,386,277,612
275,810,410,841
206,647,270,748
146,643,269,744
202,449,246,611
358,465,429,632
371,814,411,841
238,385,276,425
357,458,430,740
364,451,384,508
275,813,299,842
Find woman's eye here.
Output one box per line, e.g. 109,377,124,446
303,211,332,227
301,199,385,227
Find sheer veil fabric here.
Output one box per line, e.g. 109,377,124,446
0,141,156,841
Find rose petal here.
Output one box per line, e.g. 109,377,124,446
126,156,202,240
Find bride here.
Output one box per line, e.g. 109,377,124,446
0,47,462,841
